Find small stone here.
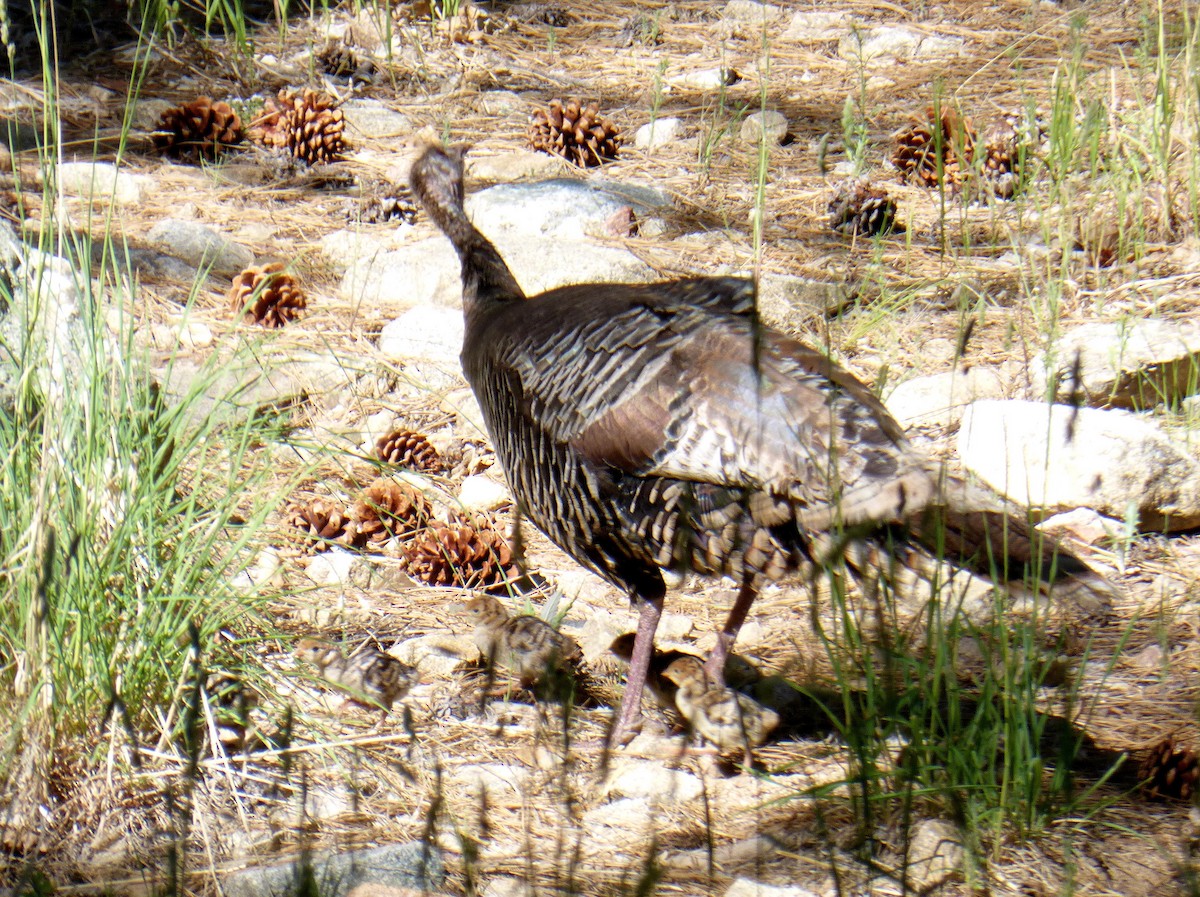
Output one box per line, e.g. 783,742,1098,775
907,819,964,890
453,764,530,802
475,91,526,116
305,548,358,586
634,117,682,150
340,237,462,310
458,474,511,511
740,111,789,146
465,150,570,183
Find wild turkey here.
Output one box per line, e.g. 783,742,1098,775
661,654,780,759
409,144,1113,746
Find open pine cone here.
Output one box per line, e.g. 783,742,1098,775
403,513,520,589
1140,736,1199,801
528,98,620,168
228,262,307,328
251,88,346,165
285,498,351,553
978,115,1043,199
349,478,431,546
153,96,244,161
891,106,976,190
375,428,442,472
828,179,901,237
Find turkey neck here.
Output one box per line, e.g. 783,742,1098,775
408,145,525,327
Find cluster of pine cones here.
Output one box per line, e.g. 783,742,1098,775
152,89,347,166
283,428,518,590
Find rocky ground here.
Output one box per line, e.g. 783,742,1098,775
4,0,1200,894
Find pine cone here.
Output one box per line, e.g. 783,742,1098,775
375,428,442,472
828,179,902,237
316,40,373,83
285,498,351,552
228,262,307,328
528,98,621,168
978,115,1042,199
252,88,346,165
353,188,420,225
153,96,244,161
349,477,431,546
891,106,976,190
1140,737,1199,801
403,513,519,588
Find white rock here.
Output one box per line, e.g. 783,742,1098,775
458,474,511,511
378,306,464,364
1036,318,1200,409
393,633,478,677
605,760,703,802
494,240,655,294
724,879,820,897
740,111,789,146
305,548,358,586
886,367,1006,429
231,548,284,594
59,161,148,205
839,25,964,64
907,819,964,890
722,0,783,25
467,150,568,183
958,399,1200,530
635,117,682,150
340,237,461,310
782,10,854,41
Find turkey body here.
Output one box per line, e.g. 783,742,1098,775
409,144,1110,745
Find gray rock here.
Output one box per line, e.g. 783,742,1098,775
223,842,442,897
135,97,174,130
886,367,1007,429
466,179,669,242
341,99,411,139
378,306,465,363
156,352,356,427
490,238,655,294
1036,319,1200,409
481,876,534,897
740,111,789,146
635,117,683,150
147,219,254,278
906,819,964,891
59,161,148,205
958,399,1200,531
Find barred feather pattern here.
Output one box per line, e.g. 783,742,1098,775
409,144,1112,648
